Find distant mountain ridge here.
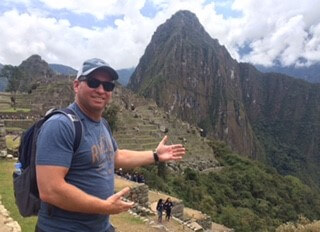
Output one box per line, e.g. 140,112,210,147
128,10,320,187
48,64,134,86
255,63,320,83
117,67,135,86
0,58,135,91
49,63,77,75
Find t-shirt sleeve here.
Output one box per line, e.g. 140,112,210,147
36,114,75,168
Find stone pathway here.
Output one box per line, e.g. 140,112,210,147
0,196,21,232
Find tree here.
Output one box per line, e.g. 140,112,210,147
102,104,120,132
0,65,25,93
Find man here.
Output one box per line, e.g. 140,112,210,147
35,58,186,232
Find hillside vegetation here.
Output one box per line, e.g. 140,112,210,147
140,141,320,232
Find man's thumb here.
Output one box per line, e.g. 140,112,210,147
160,135,168,145
114,187,131,199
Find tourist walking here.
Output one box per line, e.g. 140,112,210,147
164,198,173,221
156,199,164,223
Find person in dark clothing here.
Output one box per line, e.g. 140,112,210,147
164,198,173,221
156,199,164,223
137,174,145,183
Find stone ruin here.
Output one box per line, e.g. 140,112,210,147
119,176,214,231
0,120,6,149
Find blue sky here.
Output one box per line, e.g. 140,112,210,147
0,0,319,69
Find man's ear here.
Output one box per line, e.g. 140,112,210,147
73,80,80,93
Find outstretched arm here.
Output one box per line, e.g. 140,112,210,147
37,165,134,214
115,135,186,169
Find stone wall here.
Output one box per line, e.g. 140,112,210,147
0,196,21,232
196,214,212,230
127,184,149,207
0,112,39,120
171,200,184,220
0,120,6,150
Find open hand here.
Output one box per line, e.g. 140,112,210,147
105,187,134,214
156,135,186,162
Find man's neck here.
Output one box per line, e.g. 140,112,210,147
75,101,102,121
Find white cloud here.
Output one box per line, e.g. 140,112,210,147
0,0,319,69
38,0,145,20
218,0,320,66
2,0,31,5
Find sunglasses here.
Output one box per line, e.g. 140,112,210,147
84,78,115,92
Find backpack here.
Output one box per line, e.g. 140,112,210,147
13,108,83,217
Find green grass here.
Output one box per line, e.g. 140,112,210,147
5,127,24,134
0,108,31,113
0,160,37,231
5,135,20,150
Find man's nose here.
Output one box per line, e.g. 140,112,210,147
95,83,105,93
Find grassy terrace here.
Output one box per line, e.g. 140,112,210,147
0,160,37,232
0,108,31,113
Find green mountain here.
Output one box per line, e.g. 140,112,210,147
128,10,320,187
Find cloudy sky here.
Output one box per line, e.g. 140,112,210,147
0,0,319,70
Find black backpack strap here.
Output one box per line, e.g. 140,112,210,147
44,108,83,153
58,108,83,153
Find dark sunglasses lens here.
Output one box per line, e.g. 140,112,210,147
87,78,115,92
103,82,115,91
87,78,100,88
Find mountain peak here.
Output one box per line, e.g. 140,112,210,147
155,10,208,42
19,54,55,79
23,54,42,63
167,10,201,27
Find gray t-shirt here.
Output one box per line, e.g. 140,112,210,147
36,103,118,232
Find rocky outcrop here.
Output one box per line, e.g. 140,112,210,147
0,196,21,232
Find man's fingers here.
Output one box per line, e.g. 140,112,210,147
171,144,185,150
114,187,131,199
123,201,135,208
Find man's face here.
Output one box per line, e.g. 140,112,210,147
74,69,113,114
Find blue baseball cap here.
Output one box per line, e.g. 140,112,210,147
76,58,118,80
